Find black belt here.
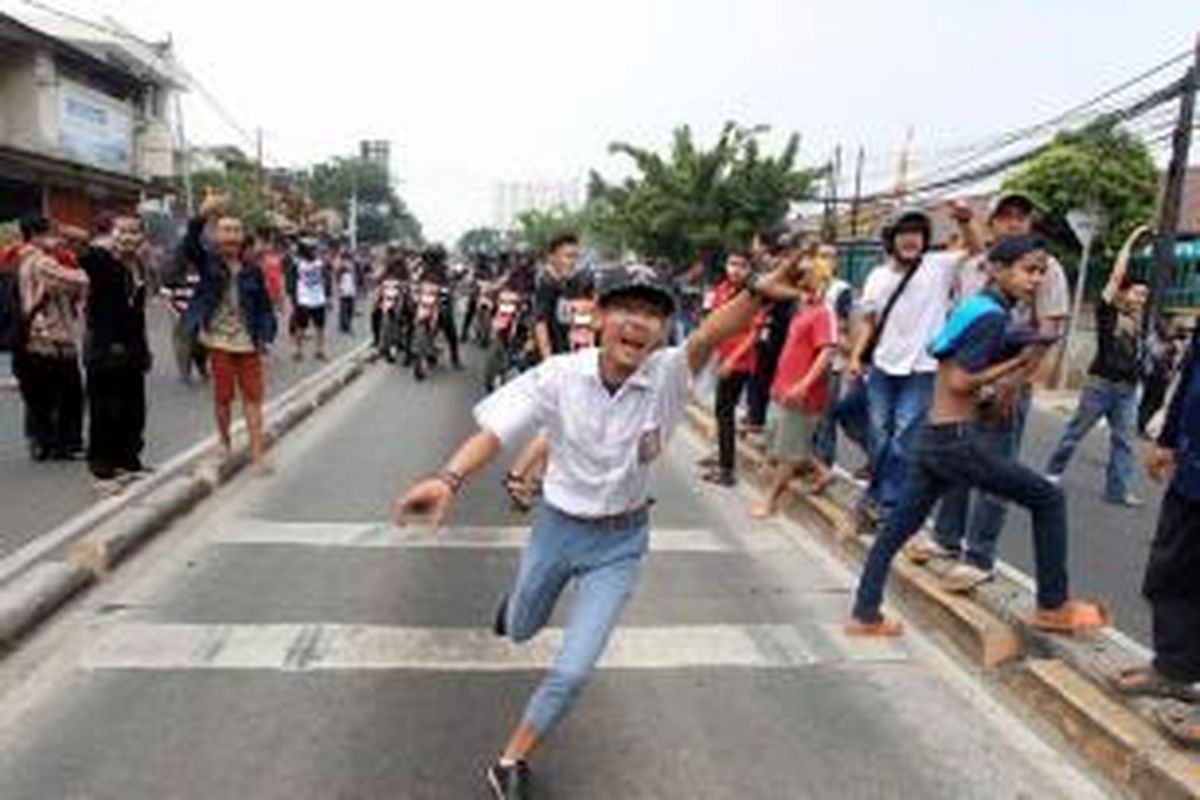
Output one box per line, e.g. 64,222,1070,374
551,502,651,532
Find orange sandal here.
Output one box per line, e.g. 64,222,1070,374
844,615,905,638
1030,599,1112,635
1155,702,1200,749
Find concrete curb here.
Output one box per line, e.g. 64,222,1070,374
684,401,1200,798
0,344,379,651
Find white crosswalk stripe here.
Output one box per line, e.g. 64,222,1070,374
81,622,909,672
208,518,793,553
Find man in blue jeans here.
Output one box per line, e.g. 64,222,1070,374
847,208,973,528
1046,224,1151,506
847,235,1109,639
393,260,803,799
912,192,1071,591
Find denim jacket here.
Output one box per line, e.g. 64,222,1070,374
181,217,277,349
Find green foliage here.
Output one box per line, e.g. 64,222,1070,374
513,206,586,255
586,122,819,265
188,166,269,230
457,226,504,257
304,158,422,246
1003,128,1158,264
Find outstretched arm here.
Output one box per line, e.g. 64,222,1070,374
392,430,502,528
687,261,802,375
1102,224,1151,304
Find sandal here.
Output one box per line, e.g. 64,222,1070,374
1029,599,1112,635
844,615,905,638
1155,702,1200,749
1108,666,1200,703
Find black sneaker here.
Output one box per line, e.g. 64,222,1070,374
492,595,509,638
700,470,736,487
486,760,530,800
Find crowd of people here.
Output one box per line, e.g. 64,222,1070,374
678,194,1199,749
0,192,375,492
4,188,1198,797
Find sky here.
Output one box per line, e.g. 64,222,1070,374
6,0,1199,240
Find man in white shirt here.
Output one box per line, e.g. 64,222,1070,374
291,242,329,361
393,259,804,799
917,191,1072,591
848,209,970,527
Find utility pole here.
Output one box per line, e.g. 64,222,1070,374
1150,35,1198,323
165,36,193,217
850,146,865,237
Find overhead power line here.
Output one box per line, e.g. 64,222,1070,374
908,49,1194,187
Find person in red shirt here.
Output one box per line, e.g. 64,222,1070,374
700,249,760,487
752,254,836,518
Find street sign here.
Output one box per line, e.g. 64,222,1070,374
1058,206,1107,388
1066,208,1104,246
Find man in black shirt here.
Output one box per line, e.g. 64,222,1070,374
1046,224,1150,506
81,214,151,487
532,233,580,361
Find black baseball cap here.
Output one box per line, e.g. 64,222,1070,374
988,191,1036,221
988,234,1045,265
596,264,676,317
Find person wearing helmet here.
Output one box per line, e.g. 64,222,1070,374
419,244,462,369
391,258,805,800
847,207,974,530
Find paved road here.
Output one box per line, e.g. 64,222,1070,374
0,350,1114,799
0,300,366,560
994,401,1164,648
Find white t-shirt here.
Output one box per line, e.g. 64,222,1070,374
474,347,692,517
338,268,357,298
296,258,327,309
861,252,961,375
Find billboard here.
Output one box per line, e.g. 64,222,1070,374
57,79,133,173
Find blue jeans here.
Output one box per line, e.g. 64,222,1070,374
505,504,649,736
853,422,1069,622
933,389,1031,569
865,370,935,516
833,376,871,456
813,370,842,465
1046,376,1138,501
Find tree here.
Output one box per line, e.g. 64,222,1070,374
1003,128,1158,265
457,226,504,257
188,165,269,230
586,122,820,265
304,158,422,246
513,206,587,255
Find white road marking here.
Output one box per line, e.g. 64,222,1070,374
81,622,909,672
208,518,790,553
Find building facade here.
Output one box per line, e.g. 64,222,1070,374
0,12,178,230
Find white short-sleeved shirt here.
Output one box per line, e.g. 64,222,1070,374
956,253,1070,333
474,346,692,517
861,252,961,375
296,258,327,309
